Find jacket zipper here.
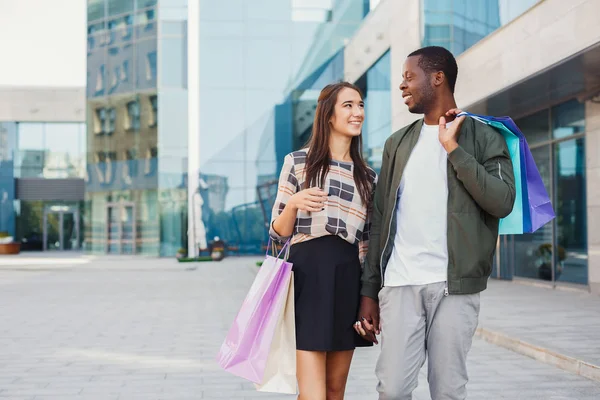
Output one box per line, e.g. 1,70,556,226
498,162,503,180
379,184,400,287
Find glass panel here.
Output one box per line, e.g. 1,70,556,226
516,108,550,146
107,206,120,254
44,124,86,178
554,138,587,284
159,189,187,256
121,206,134,240
0,122,17,236
88,0,105,22
137,0,157,8
46,213,61,250
159,36,187,88
62,212,76,250
552,99,585,140
108,0,134,17
136,190,158,255
422,0,500,55
196,0,363,254
136,40,157,90
16,123,45,178
359,51,391,172
15,201,43,251
513,145,553,280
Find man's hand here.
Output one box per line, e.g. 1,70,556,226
439,108,466,154
353,296,380,344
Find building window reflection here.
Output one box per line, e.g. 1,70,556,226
149,95,157,127
421,0,541,55
355,50,391,172
145,51,157,81
125,100,141,131
15,123,85,179
508,99,587,285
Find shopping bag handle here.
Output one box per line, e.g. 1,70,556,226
456,111,488,125
266,238,291,260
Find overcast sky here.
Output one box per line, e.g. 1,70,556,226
0,0,86,87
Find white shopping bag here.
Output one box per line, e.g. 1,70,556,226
255,274,297,394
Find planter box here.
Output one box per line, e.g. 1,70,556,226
0,242,21,255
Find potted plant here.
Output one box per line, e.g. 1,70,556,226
176,248,187,259
0,231,20,255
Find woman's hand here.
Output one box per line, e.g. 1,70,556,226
289,187,328,212
354,296,380,344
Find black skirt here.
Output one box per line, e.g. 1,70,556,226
288,235,372,352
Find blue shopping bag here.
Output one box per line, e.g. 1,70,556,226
457,112,555,234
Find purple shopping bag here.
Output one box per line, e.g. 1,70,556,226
216,240,293,384
459,112,555,233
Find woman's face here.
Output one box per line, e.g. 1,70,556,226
329,87,364,138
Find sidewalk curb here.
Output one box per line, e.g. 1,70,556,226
476,327,600,382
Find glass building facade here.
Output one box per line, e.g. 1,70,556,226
86,0,581,274
192,0,367,255
86,0,189,256
356,51,391,173
499,100,588,285
0,121,85,250
86,0,367,256
422,0,541,55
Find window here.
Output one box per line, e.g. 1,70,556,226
125,101,141,131
107,108,116,134
94,108,116,135
552,99,585,140
145,51,157,81
121,60,130,82
95,65,105,94
136,0,157,8
149,95,158,127
509,99,587,285
135,8,156,28
124,148,139,181
88,0,105,22
108,0,134,17
93,108,106,135
111,66,120,91
108,15,133,44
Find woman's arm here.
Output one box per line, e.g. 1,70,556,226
269,154,327,241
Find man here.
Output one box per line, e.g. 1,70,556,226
356,46,516,399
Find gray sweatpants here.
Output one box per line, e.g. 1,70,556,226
376,282,480,400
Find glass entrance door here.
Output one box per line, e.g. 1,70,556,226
106,202,136,254
43,206,80,251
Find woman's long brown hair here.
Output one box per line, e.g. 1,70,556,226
304,82,373,206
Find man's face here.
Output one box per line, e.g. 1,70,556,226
399,56,435,114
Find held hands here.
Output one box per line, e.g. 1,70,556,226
438,108,466,154
354,296,380,344
288,187,328,212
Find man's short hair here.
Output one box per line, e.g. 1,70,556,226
408,46,458,93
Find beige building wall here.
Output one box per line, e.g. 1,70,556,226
586,100,600,294
0,87,85,123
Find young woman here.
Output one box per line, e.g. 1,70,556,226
269,82,377,400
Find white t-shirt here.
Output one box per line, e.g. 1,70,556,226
384,122,450,287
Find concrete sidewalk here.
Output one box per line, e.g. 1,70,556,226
0,256,599,399
478,280,600,381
